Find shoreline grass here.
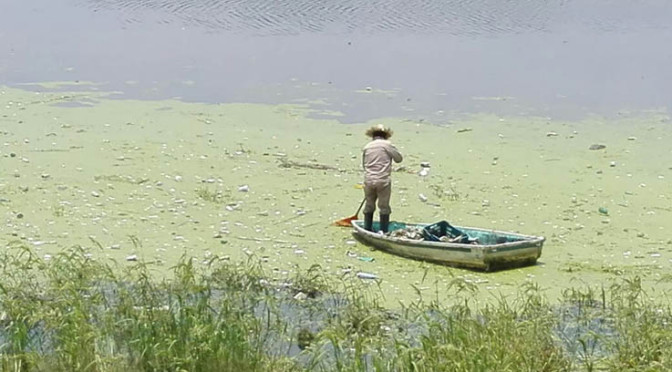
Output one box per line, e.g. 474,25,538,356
1,243,671,371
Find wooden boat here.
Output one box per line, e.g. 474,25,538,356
351,220,544,271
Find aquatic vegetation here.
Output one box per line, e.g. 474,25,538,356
429,183,461,202
557,278,672,371
1,243,672,371
0,244,292,371
51,204,65,218
195,187,227,203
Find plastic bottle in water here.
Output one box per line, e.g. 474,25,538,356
356,272,378,280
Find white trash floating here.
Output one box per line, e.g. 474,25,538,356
356,272,378,280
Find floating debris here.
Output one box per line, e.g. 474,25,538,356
126,255,138,261
293,292,308,301
238,185,249,192
589,144,606,150
356,272,378,280
277,157,339,171
225,203,240,211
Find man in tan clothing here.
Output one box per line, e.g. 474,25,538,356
362,124,403,233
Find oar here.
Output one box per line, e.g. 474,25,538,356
332,198,366,227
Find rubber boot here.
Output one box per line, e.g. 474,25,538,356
364,213,374,231
380,214,390,234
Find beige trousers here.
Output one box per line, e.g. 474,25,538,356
363,182,392,215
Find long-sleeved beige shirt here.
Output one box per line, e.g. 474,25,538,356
362,138,403,184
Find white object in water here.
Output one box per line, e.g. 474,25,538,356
356,272,378,280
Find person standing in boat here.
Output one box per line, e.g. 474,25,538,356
362,123,403,233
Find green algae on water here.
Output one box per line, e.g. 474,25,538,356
1,85,671,308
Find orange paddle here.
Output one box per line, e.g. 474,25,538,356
332,198,366,227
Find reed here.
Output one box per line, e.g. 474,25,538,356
1,242,672,371
602,278,672,371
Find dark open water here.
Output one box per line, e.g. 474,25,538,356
1,0,671,122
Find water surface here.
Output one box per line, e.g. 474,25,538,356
2,0,671,122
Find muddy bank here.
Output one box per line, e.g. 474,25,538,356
1,85,671,306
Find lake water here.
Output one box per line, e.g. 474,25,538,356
1,0,672,306
2,0,671,122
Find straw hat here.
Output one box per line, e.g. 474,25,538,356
365,123,393,139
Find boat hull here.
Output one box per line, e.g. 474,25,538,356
351,220,544,271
